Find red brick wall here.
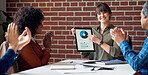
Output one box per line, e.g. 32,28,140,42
6,0,148,63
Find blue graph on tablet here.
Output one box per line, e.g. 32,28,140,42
80,31,88,39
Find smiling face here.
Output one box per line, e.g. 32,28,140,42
97,11,110,23
141,9,148,30
95,3,112,24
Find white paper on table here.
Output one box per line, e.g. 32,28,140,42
50,65,76,70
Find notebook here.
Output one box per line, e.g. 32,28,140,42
83,59,127,65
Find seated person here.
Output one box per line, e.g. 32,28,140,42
0,23,31,75
13,6,53,71
110,2,148,74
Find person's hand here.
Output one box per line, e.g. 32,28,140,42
88,33,101,45
7,23,19,52
71,28,75,36
125,33,130,42
7,23,31,53
5,32,8,42
110,27,126,46
17,27,31,50
43,32,53,50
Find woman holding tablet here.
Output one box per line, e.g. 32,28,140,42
72,3,131,60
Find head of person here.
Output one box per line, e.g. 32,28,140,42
141,2,148,30
13,6,44,37
95,3,112,23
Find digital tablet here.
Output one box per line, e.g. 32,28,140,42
75,28,95,52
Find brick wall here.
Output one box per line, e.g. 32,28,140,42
6,0,148,63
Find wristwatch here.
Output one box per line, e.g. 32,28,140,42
98,40,103,46
16,50,21,54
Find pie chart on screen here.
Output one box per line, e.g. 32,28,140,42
80,31,88,39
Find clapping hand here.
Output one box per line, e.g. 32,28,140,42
6,23,31,53
6,23,19,52
110,27,126,46
17,27,31,50
43,32,53,51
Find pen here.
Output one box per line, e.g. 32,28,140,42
70,61,73,63
98,67,114,70
91,67,114,71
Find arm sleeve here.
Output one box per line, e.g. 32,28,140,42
120,40,148,71
109,40,121,58
0,49,18,75
20,42,50,68
41,50,50,65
